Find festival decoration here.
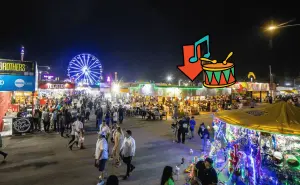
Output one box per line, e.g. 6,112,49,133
215,120,300,184
177,35,236,88
67,53,103,85
228,144,239,174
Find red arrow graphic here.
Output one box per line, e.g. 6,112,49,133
177,45,203,81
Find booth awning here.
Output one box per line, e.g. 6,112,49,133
281,90,298,94
215,101,300,135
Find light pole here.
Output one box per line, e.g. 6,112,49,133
178,79,182,86
265,19,300,97
265,19,300,48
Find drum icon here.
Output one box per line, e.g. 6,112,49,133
203,62,236,88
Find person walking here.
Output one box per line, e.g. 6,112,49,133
59,110,66,137
68,117,77,150
74,115,85,149
99,122,110,141
95,132,109,180
160,166,175,185
33,109,41,131
65,109,72,137
189,116,196,139
198,123,210,152
177,119,188,144
120,130,136,180
85,106,91,121
112,111,118,127
118,106,124,124
112,125,124,167
42,108,50,132
96,107,103,129
52,109,58,132
0,134,8,160
105,111,110,127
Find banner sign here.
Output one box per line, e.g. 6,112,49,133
42,74,55,80
0,75,35,91
39,82,75,89
12,117,33,134
0,59,35,76
232,82,269,92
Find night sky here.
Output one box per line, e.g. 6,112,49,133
0,1,299,82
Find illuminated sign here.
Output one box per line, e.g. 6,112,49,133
0,75,35,91
0,63,25,71
38,82,75,89
42,74,55,80
0,59,35,75
177,35,236,88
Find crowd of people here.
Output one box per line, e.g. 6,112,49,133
95,122,136,184
0,93,222,185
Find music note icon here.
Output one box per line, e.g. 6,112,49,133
189,35,211,63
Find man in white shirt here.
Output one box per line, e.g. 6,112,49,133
99,122,110,141
120,130,136,180
68,116,84,150
95,132,109,180
74,116,84,149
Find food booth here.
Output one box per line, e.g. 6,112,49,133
0,59,36,136
129,83,231,115
38,82,75,106
231,82,270,103
208,102,300,184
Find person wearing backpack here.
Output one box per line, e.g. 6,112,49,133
42,108,50,132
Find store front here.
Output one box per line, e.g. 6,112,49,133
38,82,75,106
276,86,298,96
0,59,36,136
231,82,270,102
129,83,232,114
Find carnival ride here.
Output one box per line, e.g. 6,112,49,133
67,53,103,85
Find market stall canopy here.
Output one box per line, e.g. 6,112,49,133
280,90,298,94
215,101,300,135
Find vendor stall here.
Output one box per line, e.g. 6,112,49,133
211,102,300,185
231,82,269,103
38,82,75,101
129,83,232,115
0,59,36,136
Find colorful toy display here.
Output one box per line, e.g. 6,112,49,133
211,102,300,185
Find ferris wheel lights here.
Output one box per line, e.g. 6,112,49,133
68,53,103,85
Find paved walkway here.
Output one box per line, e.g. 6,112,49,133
0,113,213,185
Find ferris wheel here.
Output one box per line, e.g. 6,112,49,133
67,53,103,85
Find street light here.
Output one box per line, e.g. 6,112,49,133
167,75,172,82
265,19,300,48
266,21,300,32
267,26,277,31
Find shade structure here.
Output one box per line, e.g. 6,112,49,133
215,101,300,135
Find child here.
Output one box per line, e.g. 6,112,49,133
189,116,196,139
